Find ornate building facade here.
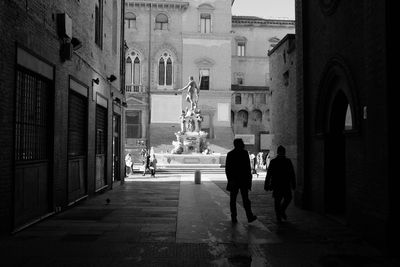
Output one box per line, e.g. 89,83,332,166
124,1,295,159
124,0,233,160
0,0,125,233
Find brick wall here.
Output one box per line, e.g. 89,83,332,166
0,0,123,233
298,0,390,249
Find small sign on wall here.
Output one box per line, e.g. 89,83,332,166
235,134,255,145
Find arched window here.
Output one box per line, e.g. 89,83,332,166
200,13,211,33
238,110,248,128
155,13,168,30
125,57,132,84
125,51,141,87
252,109,262,123
125,12,136,29
235,94,241,104
133,56,140,84
158,52,173,88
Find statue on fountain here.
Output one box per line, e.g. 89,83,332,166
172,75,208,154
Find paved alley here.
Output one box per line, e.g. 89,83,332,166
0,173,397,266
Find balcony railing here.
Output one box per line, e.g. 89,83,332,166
125,84,145,93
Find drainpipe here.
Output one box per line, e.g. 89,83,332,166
147,4,152,150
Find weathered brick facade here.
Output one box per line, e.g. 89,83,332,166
296,0,396,251
0,0,125,233
268,34,297,173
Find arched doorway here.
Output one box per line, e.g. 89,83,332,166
324,90,348,217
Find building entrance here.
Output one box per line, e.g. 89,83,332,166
324,90,348,217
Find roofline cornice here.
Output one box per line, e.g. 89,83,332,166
125,1,189,10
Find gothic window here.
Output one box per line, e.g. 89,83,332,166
158,53,173,88
125,52,141,85
155,13,168,30
200,13,211,33
125,57,132,84
125,12,136,29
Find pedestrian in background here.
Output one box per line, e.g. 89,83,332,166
142,149,150,176
125,153,133,176
225,138,257,224
264,145,296,223
149,153,157,177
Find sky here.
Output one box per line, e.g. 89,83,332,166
231,0,295,20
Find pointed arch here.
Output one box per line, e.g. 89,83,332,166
316,57,360,135
125,49,143,87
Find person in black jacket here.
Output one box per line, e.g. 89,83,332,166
225,138,257,224
264,145,296,222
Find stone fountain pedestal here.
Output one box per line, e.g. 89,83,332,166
171,108,209,155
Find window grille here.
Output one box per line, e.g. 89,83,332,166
68,90,87,157
15,68,50,161
96,105,107,155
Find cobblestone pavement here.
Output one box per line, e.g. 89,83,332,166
0,172,398,266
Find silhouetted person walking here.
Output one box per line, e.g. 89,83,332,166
264,145,296,222
225,138,257,224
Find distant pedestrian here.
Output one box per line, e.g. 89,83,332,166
264,145,296,222
250,153,258,177
142,149,150,176
125,153,133,176
225,138,257,224
149,153,157,177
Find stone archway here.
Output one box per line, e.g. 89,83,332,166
324,90,348,216
316,57,360,219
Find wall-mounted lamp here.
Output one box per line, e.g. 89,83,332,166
107,74,117,82
122,101,127,107
71,37,82,50
92,78,99,85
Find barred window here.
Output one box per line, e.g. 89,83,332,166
15,68,50,161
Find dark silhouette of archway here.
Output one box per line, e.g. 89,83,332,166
324,90,348,217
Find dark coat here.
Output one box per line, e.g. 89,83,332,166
225,147,252,191
264,155,296,195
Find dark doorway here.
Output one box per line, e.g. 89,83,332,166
95,104,107,191
67,90,88,204
324,90,348,217
14,67,53,227
112,114,121,181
